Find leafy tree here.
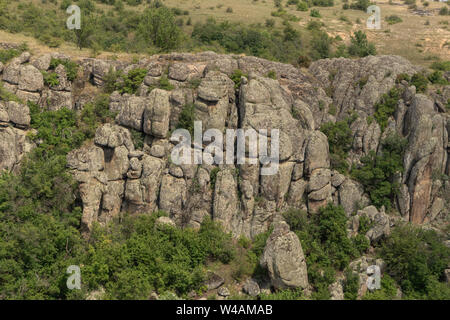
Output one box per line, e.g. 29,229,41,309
380,224,450,299
352,133,407,210
373,87,402,131
139,7,182,51
320,116,356,173
348,31,376,57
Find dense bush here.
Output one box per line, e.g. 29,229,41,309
49,58,79,82
349,0,372,11
362,274,398,300
120,68,147,94
138,7,182,51
352,133,407,210
348,31,376,57
373,87,402,131
385,15,403,25
320,116,356,173
379,224,450,299
176,103,196,136
284,204,363,299
430,61,450,72
81,214,235,298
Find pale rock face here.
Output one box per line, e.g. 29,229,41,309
32,54,52,71
3,62,21,84
44,90,73,110
242,279,260,297
329,279,344,300
0,126,34,172
339,179,369,216
159,174,187,225
1,52,442,237
355,205,391,243
143,89,171,138
18,65,44,92
212,169,239,235
260,222,309,290
117,95,147,131
5,101,30,128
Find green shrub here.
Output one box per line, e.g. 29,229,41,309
230,69,248,89
49,58,79,82
348,31,376,57
430,61,450,72
380,224,450,299
176,103,196,136
266,70,277,79
320,116,356,173
428,70,448,85
79,94,115,138
310,9,321,18
209,167,220,191
0,82,22,103
310,30,332,60
259,288,304,300
385,15,403,25
363,274,398,299
410,73,428,93
130,128,145,149
343,270,360,300
138,6,182,51
158,74,175,91
42,71,60,87
297,1,309,11
284,205,364,299
0,48,21,63
439,6,449,16
350,0,372,11
119,68,147,94
351,133,407,210
373,87,402,131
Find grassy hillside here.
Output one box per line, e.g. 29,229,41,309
0,0,448,66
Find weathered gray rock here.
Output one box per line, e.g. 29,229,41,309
18,65,44,92
217,286,230,297
168,63,190,81
357,205,391,243
6,101,30,128
329,279,344,300
143,89,171,138
212,169,239,235
32,54,52,71
242,279,260,297
3,62,20,84
260,221,308,290
155,216,176,228
197,71,233,102
205,272,224,290
305,131,330,174
117,95,146,131
0,126,34,172
339,179,369,215
159,174,187,225
44,90,73,110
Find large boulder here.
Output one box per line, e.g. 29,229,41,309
260,221,309,290
18,65,44,92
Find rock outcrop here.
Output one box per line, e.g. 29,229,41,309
260,222,309,290
0,51,448,238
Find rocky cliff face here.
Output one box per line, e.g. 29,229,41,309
0,50,449,239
